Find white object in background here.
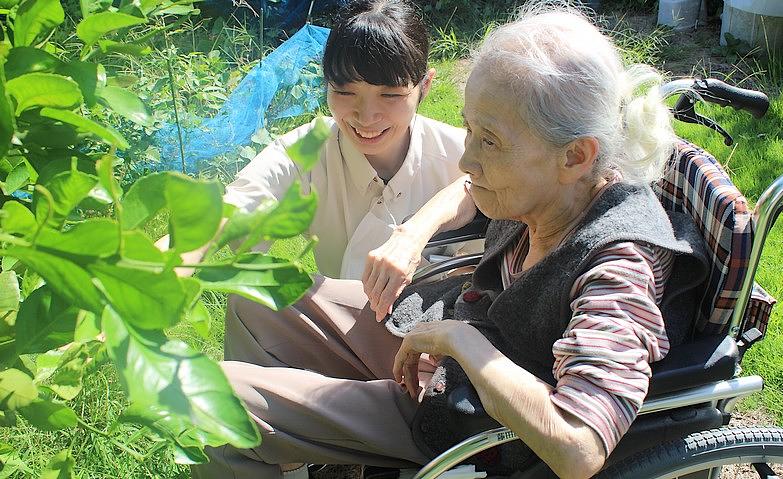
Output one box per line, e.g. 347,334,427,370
721,0,783,50
726,0,783,16
658,0,701,30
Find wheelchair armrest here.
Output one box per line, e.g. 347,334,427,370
426,212,490,248
647,335,739,397
439,336,739,432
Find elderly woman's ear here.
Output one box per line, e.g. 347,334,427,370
560,136,600,184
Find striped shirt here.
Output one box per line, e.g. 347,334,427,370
502,234,674,454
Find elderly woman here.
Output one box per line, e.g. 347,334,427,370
193,6,707,479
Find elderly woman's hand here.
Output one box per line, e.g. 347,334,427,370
392,320,474,399
363,224,428,322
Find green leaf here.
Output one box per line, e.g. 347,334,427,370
0,201,36,237
73,310,100,342
121,230,167,262
165,175,223,253
285,117,329,172
146,0,197,15
55,61,102,107
4,47,61,80
120,172,223,253
97,39,152,56
76,11,147,47
40,449,74,479
0,67,15,159
251,182,317,239
0,369,37,410
15,286,79,354
102,308,260,449
197,254,312,311
88,262,186,330
186,299,211,339
6,247,104,313
0,272,19,312
0,442,31,478
182,278,210,338
33,170,97,228
0,410,17,427
119,172,166,230
95,154,122,203
2,161,30,194
80,0,112,17
35,219,120,257
6,73,81,114
13,0,64,47
39,107,129,150
222,182,317,255
31,343,94,400
18,399,77,430
120,402,210,464
23,121,79,149
96,85,153,127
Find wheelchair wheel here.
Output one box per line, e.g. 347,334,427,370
596,427,783,479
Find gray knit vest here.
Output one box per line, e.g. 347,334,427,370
385,183,709,473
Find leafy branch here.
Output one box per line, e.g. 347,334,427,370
0,0,332,473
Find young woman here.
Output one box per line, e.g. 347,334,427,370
222,0,466,280
213,0,468,411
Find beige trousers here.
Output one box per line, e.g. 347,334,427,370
191,276,432,479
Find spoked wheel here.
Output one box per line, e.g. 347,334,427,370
596,427,783,479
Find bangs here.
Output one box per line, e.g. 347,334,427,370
323,12,427,87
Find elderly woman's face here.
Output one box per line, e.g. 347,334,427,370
459,69,564,221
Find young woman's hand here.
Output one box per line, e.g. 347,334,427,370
362,224,429,322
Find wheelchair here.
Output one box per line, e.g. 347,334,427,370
403,79,783,479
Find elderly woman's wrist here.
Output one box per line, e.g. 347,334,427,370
446,322,488,362
393,222,431,248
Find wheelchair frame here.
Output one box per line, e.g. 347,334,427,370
408,80,783,479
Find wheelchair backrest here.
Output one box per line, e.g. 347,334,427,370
653,139,753,336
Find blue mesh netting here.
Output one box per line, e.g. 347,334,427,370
152,24,330,173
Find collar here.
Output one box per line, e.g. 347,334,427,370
340,115,423,196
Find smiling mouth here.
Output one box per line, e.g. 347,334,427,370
351,125,390,142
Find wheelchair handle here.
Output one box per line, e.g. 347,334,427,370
661,79,770,118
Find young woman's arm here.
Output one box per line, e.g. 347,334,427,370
362,175,476,321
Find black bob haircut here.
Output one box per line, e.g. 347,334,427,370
322,0,429,87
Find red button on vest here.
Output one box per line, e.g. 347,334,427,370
462,290,483,303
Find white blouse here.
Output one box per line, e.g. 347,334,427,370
223,115,467,279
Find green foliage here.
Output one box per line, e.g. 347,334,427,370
0,1,330,474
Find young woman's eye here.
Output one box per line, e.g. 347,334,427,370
381,93,404,99
334,90,354,96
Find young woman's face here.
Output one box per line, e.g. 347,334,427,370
327,74,432,161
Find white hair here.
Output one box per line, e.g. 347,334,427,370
471,2,675,184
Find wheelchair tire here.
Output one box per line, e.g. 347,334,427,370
595,426,783,479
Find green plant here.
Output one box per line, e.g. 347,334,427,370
0,0,331,474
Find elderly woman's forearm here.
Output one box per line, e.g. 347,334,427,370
450,330,606,479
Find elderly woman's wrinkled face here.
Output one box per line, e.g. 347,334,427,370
459,69,565,222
